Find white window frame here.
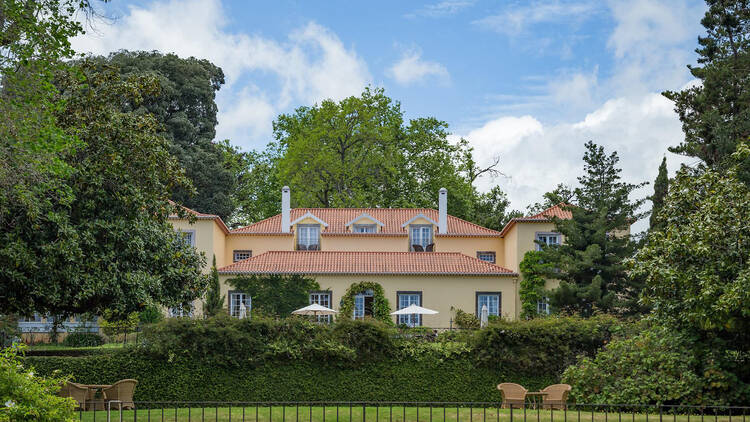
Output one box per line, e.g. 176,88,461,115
309,291,332,323
535,232,560,251
175,229,196,247
476,293,501,317
297,224,320,250
352,290,374,320
409,225,433,251
397,292,422,327
169,303,193,318
476,251,496,263
229,291,252,318
233,250,252,262
537,297,550,315
352,224,377,233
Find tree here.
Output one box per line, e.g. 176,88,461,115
663,0,750,169
227,275,319,317
649,157,669,231
0,62,208,320
229,144,283,226
263,87,502,224
471,186,523,232
203,256,225,317
526,183,575,215
87,51,235,219
540,142,646,316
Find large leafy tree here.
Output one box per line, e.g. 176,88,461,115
541,142,646,316
663,0,749,169
87,51,236,219
237,87,511,225
1,61,207,319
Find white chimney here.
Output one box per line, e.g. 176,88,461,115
438,188,447,234
281,186,291,233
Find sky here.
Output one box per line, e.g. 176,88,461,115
72,0,709,232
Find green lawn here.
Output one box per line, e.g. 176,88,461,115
76,405,743,422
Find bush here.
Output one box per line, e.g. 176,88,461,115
1,344,75,422
62,332,104,347
331,318,395,361
473,315,626,375
26,349,553,402
562,325,750,406
138,305,164,325
452,308,479,329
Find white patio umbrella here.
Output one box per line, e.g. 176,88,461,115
238,304,248,319
391,304,438,325
480,304,489,328
291,303,338,317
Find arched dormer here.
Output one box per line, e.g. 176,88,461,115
401,213,438,252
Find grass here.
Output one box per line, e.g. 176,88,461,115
76,405,744,422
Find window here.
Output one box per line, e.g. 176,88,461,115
397,292,422,327
18,313,43,323
353,290,374,320
537,297,550,315
297,224,320,250
409,225,433,251
309,291,332,323
353,224,376,233
169,304,192,318
476,293,501,317
233,250,252,262
535,232,560,251
175,230,195,247
476,251,496,264
229,291,252,318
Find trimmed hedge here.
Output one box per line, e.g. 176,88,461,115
26,351,554,402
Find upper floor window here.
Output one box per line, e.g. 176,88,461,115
309,291,332,323
535,232,560,251
477,251,496,264
477,293,501,317
297,224,320,251
229,291,252,318
353,224,377,233
175,230,195,247
410,225,433,252
233,250,252,262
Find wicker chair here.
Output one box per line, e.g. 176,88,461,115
412,244,424,252
58,382,89,410
102,379,138,410
425,243,435,252
497,383,527,409
541,384,572,410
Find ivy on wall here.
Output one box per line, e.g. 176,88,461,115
338,282,392,324
519,251,553,318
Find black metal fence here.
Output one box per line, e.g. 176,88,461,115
74,401,750,422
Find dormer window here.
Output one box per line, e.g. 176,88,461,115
353,224,377,233
297,224,320,250
410,225,433,252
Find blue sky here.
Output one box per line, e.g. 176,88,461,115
73,0,708,231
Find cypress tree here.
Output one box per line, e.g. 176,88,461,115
649,157,669,231
203,256,225,317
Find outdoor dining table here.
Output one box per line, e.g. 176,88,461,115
80,384,112,411
525,391,549,409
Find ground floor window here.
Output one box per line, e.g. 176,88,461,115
168,304,193,318
229,291,252,318
353,290,374,319
309,291,332,323
537,297,550,315
397,292,422,327
476,292,501,317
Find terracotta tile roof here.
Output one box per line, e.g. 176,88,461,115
167,201,230,234
218,251,517,276
498,203,573,237
231,208,502,237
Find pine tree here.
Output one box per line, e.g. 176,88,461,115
203,256,225,318
649,157,669,231
542,141,647,316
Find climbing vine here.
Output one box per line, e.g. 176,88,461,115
519,251,553,318
339,282,392,324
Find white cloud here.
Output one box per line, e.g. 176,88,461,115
387,49,449,86
407,1,475,18
72,0,371,149
473,1,598,36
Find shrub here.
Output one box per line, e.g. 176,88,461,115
331,318,395,361
62,332,104,348
138,305,164,325
1,344,75,422
562,325,750,406
99,309,139,337
452,308,479,329
473,315,624,375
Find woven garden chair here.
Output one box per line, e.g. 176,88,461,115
102,379,138,410
58,382,89,410
541,384,572,410
497,382,527,409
